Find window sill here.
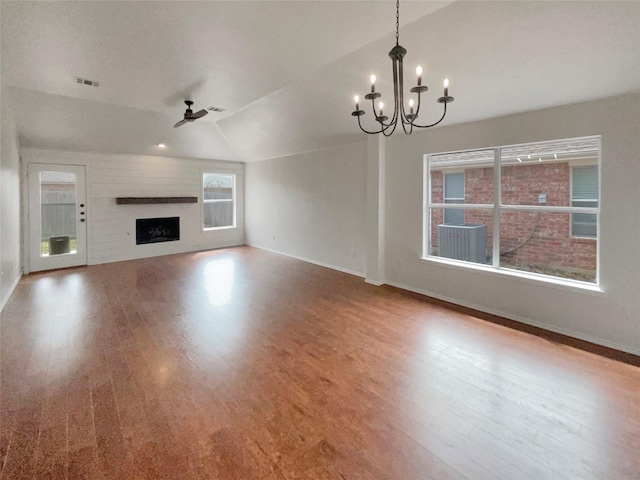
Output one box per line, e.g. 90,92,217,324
570,236,597,243
419,256,605,297
203,225,236,232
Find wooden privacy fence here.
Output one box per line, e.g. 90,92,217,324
204,202,233,228
40,188,76,241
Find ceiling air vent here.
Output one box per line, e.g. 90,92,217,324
208,106,226,113
75,77,100,87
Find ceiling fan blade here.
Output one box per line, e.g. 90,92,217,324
173,119,188,128
191,109,208,120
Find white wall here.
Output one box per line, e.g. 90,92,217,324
384,92,640,354
245,142,367,276
0,92,22,310
20,149,245,268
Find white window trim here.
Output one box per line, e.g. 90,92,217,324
419,255,605,296
423,136,601,288
202,173,237,231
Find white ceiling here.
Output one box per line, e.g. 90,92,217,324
2,1,639,163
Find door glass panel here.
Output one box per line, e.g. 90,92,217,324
40,171,77,257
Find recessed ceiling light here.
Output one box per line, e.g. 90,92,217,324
158,143,166,148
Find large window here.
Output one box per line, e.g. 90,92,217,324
424,136,600,284
203,173,235,229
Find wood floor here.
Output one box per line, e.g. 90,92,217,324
1,246,639,479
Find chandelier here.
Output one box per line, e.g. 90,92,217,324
351,0,454,136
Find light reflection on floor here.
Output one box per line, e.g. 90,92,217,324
30,273,89,379
180,256,247,367
204,257,235,307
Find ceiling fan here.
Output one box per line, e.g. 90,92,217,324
173,100,208,128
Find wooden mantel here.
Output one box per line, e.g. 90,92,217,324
116,197,198,205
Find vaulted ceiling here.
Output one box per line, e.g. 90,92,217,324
2,1,639,162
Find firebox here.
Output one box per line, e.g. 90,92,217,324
136,217,180,245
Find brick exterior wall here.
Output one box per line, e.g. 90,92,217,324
430,162,596,277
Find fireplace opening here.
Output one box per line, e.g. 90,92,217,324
136,217,180,245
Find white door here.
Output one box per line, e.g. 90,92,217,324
28,163,87,272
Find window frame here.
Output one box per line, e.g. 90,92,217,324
423,136,601,288
202,172,236,231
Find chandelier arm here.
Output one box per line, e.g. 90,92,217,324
377,117,397,134
412,90,424,119
382,120,398,137
390,57,400,127
398,56,409,125
400,69,414,134
371,97,391,129
410,103,449,129
358,107,397,134
356,114,385,135
401,117,413,134
401,121,414,135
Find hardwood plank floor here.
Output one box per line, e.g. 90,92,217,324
1,246,639,479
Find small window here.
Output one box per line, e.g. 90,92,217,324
444,172,464,224
571,166,598,238
203,173,235,230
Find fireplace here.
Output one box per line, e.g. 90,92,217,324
136,217,180,245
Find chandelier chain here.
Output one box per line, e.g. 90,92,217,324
395,0,400,46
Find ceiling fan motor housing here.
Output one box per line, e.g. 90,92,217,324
174,100,209,127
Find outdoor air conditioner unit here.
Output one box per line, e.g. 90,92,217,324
438,224,487,263
49,235,70,255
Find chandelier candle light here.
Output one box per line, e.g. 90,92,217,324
352,0,454,136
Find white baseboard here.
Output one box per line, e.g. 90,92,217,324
386,280,640,357
247,244,365,278
1,273,22,313
365,278,385,286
